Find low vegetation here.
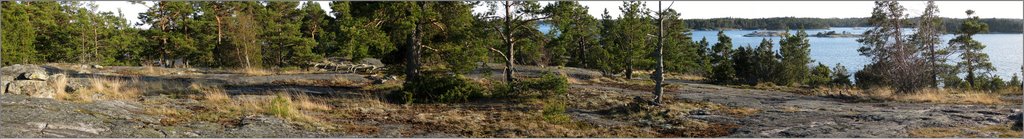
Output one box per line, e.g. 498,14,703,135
813,87,1009,105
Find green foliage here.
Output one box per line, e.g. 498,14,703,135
541,98,571,125
516,73,570,98
807,63,832,87
949,10,996,88
1009,74,1022,88
543,1,599,68
830,63,853,86
267,94,293,118
855,63,887,89
779,30,812,86
1,2,38,65
613,1,655,79
710,31,736,84
392,74,485,104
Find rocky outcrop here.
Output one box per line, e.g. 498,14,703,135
20,71,49,81
2,65,63,99
7,80,55,99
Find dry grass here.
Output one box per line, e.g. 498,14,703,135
895,89,1004,105
665,73,706,81
115,66,170,76
909,124,1022,138
144,106,187,125
909,127,961,138
238,68,273,76
294,93,332,111
814,87,1005,105
272,77,357,87
722,107,760,117
59,78,141,102
50,74,70,100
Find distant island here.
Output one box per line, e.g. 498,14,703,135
812,31,861,38
684,17,1023,33
743,31,787,37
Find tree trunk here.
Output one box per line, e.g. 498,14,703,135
652,1,665,105
503,1,516,85
404,21,421,83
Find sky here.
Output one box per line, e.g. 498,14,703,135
93,1,1024,28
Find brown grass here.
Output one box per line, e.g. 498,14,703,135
909,124,1022,138
814,87,1005,105
909,127,961,138
59,78,141,102
294,93,332,111
238,68,273,76
272,77,357,87
115,66,170,76
665,73,706,81
51,74,70,100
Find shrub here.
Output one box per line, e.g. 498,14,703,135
515,73,570,98
495,73,570,99
541,98,571,125
855,64,887,89
807,63,832,87
390,74,485,103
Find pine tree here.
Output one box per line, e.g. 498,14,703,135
543,1,599,68
780,30,812,86
710,31,735,83
615,1,654,79
753,38,780,84
481,1,549,85
910,1,947,87
857,1,929,92
830,63,853,86
949,9,995,89
1,2,39,65
262,2,319,67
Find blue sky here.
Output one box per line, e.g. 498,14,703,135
94,1,1023,28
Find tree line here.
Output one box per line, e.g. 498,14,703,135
684,17,1023,33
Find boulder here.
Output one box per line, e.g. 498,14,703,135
19,71,49,81
7,80,55,99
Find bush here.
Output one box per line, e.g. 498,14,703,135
541,98,571,124
389,74,485,104
855,64,887,89
807,63,832,87
500,73,570,98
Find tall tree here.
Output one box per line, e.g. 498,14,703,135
857,1,929,92
542,1,598,68
482,1,549,85
139,1,198,67
910,1,947,87
780,30,812,86
949,9,995,88
710,31,735,83
262,2,319,67
615,1,654,79
1,2,39,65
